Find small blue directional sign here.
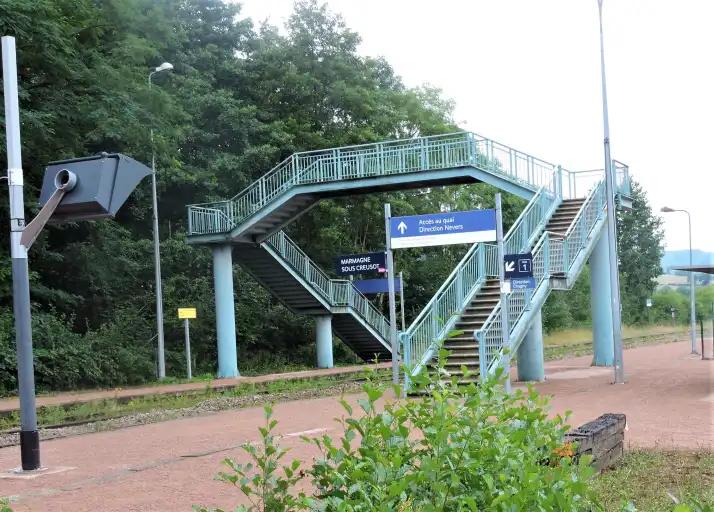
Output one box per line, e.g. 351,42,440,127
390,209,497,249
504,252,534,279
511,277,536,290
353,277,402,295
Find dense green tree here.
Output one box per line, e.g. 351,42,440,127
616,180,665,324
0,0,665,392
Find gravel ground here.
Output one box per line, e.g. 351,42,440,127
0,380,364,448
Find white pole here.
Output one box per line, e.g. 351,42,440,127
495,194,511,392
384,204,399,384
399,271,406,331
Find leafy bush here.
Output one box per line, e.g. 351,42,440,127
199,353,601,511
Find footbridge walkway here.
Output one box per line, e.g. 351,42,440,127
186,131,631,382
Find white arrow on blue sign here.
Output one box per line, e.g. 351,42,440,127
389,209,497,249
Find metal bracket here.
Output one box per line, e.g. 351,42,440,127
20,168,76,250
20,188,67,249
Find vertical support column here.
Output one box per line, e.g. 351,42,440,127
315,315,334,369
212,245,239,378
589,232,614,366
517,309,545,382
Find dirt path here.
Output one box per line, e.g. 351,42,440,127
0,340,711,511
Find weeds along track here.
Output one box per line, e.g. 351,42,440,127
0,377,376,448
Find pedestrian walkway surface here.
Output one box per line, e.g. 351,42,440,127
0,341,711,511
0,362,391,415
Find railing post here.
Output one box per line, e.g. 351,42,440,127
335,149,342,180
402,332,411,392
420,138,427,170
187,208,193,235
556,165,563,200
304,254,310,283
477,331,486,381
456,267,464,306
479,244,485,276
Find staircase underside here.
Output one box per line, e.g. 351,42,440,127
187,165,537,245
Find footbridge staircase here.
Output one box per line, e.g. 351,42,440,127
186,132,631,379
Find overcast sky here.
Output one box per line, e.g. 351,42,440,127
236,0,714,253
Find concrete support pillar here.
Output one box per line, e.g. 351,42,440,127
212,245,239,378
316,315,334,369
517,309,545,382
590,232,614,366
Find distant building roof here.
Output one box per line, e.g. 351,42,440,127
656,274,689,287
672,265,714,275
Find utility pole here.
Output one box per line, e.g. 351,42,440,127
2,36,41,470
597,0,625,384
384,203,399,384
148,62,172,378
495,193,511,392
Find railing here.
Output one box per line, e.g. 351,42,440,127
187,131,560,236
264,231,390,341
401,171,560,372
477,178,609,377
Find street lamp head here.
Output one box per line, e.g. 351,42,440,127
154,62,173,73
660,206,675,213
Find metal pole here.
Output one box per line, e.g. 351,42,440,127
495,194,511,392
685,211,697,354
399,271,406,331
384,204,399,384
149,71,166,379
597,0,625,384
2,36,40,471
184,318,192,380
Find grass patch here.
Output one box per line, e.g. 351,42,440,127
592,449,714,511
0,371,388,431
543,325,686,361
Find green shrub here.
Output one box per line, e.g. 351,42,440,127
200,353,601,511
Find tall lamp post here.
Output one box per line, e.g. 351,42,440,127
661,206,698,354
597,0,625,383
149,62,173,379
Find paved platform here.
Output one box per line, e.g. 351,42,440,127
0,341,711,511
0,362,391,415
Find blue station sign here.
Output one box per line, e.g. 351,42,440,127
389,209,497,249
335,251,386,276
504,252,534,279
353,277,402,295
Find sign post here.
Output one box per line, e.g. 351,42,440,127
399,271,406,331
495,193,511,393
384,204,399,384
178,308,197,380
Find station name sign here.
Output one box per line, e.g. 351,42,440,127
334,251,386,276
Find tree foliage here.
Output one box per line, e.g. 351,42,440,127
0,0,666,392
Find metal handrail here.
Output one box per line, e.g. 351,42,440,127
401,170,561,373
187,131,562,236
477,178,609,377
264,231,390,341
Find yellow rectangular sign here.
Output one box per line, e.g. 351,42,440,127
178,307,197,319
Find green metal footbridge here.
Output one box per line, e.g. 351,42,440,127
186,131,631,381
